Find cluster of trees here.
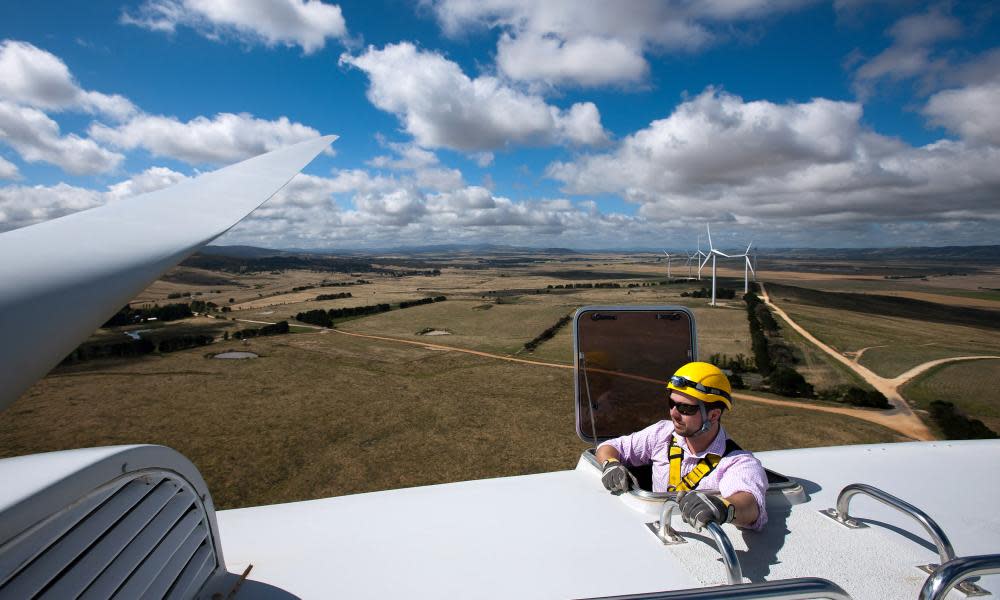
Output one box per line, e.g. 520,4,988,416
683,287,736,299
63,339,155,363
399,296,446,309
744,292,773,376
189,300,218,313
315,292,352,301
768,366,815,398
296,304,391,327
63,332,214,364
707,353,753,389
929,401,998,439
156,335,214,352
297,296,448,328
547,282,623,289
523,314,572,352
102,303,193,327
233,321,290,339
818,386,891,409
744,292,815,398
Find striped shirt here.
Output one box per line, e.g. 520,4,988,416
599,421,768,530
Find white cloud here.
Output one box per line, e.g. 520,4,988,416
0,182,104,231
89,112,321,165
428,0,808,87
547,89,1000,231
0,167,194,232
122,0,347,54
0,100,124,175
0,40,136,120
0,155,19,180
852,8,962,98
105,166,189,200
924,82,1000,146
496,32,648,88
339,42,608,151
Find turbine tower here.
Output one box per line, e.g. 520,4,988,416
698,224,731,306
694,235,708,281
662,250,673,281
736,242,756,294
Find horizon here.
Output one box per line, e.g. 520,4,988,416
1,1,999,249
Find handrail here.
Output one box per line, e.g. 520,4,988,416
576,576,853,600
821,483,956,565
654,499,743,585
918,554,1000,600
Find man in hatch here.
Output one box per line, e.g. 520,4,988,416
595,361,768,531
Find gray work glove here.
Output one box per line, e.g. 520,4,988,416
601,459,638,494
677,491,735,531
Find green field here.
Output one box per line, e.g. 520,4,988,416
902,359,1000,432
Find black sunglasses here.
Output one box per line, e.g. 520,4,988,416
667,397,701,416
669,375,731,401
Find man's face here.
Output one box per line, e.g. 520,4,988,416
668,391,703,437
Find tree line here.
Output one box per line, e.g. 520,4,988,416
296,296,446,328
103,303,193,327
315,292,353,301
233,321,290,339
740,291,890,408
523,314,572,352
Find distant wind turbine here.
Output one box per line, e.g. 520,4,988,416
699,224,731,306
736,242,756,294
694,235,708,281
662,251,673,281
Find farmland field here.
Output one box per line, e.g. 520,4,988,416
902,359,1000,433
1,327,903,509
6,248,999,509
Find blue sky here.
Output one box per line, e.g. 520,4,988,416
1,1,998,250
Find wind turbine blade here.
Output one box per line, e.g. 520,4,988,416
745,242,753,255
747,257,756,275
714,250,733,258
706,224,713,250
700,253,712,271
0,135,337,411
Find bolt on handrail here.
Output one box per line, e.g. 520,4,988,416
823,483,956,565
655,499,743,585
577,577,853,599
918,554,1000,600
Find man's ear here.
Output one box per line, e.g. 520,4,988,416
708,407,723,423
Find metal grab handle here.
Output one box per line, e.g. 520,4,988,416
576,577,853,599
820,483,956,565
653,499,743,585
919,554,1000,600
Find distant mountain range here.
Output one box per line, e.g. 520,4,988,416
202,243,1000,261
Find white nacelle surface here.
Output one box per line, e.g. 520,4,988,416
216,440,1000,599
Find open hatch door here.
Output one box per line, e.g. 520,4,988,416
574,306,696,444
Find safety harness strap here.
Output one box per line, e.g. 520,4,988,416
667,436,742,492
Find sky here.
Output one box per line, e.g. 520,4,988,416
0,1,998,250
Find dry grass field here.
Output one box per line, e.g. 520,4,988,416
12,250,999,510
1,329,903,510
902,359,1000,432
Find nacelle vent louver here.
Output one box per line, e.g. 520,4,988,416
0,466,220,600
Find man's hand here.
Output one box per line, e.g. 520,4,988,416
677,491,735,530
601,459,636,494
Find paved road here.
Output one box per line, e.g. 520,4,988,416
758,283,1000,441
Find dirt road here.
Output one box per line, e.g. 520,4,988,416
758,283,1000,441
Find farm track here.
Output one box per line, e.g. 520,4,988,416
759,283,1000,441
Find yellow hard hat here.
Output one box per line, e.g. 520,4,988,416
666,361,733,410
